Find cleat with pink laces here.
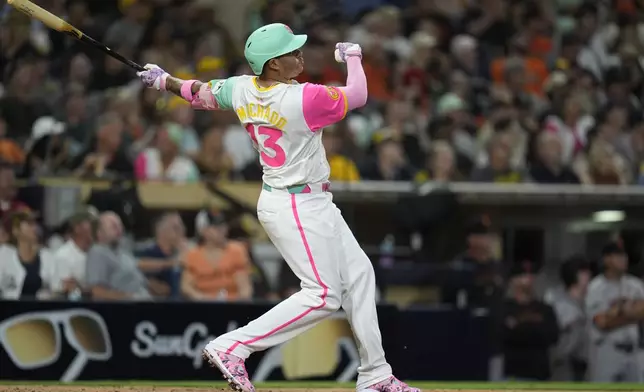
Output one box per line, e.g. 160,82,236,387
366,376,421,392
202,348,255,392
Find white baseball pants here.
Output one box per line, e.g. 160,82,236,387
209,187,392,388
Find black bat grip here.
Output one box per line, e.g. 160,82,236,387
68,31,146,71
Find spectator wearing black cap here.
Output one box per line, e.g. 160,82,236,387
180,209,252,301
544,256,592,381
0,209,61,299
52,211,97,296
586,241,644,382
502,260,559,381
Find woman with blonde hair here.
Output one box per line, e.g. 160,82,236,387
583,140,630,185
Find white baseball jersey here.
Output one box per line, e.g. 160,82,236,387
586,274,644,344
206,75,348,188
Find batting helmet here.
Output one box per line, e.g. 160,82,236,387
244,23,307,75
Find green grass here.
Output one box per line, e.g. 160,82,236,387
1,381,644,390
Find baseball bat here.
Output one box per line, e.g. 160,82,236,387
6,0,145,72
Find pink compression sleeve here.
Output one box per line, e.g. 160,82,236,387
181,81,220,110
338,56,368,110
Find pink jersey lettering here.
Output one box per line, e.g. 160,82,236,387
301,84,348,132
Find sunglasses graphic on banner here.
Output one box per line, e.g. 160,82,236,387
0,309,112,382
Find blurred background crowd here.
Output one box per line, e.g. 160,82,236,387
2,0,644,382
1,0,644,185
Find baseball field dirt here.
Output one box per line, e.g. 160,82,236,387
0,387,627,392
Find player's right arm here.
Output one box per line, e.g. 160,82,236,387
301,43,367,131
136,64,237,111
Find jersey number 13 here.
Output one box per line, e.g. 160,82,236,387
245,124,286,168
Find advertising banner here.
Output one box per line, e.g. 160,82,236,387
0,301,489,381
0,301,398,382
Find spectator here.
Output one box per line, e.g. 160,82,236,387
103,1,151,52
578,139,630,185
181,209,253,301
400,31,437,107
445,217,504,309
69,112,133,178
502,261,559,381
415,141,458,182
529,132,580,184
22,116,70,178
0,59,51,142
322,125,360,182
0,209,60,299
476,116,529,172
544,256,592,381
0,163,28,221
586,242,644,382
371,100,424,168
134,123,200,182
194,125,234,179
61,84,93,153
470,133,526,183
433,93,477,167
360,138,416,181
614,115,644,176
53,211,96,296
136,212,189,299
544,93,595,166
85,212,152,300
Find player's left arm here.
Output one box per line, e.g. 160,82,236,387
302,43,367,132
136,64,237,111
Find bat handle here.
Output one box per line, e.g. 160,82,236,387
129,62,146,72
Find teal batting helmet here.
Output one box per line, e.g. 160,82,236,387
244,23,307,75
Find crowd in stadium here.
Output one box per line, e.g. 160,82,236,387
1,0,644,184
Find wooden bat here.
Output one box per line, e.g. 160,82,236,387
6,0,145,71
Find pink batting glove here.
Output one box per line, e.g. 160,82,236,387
334,42,362,63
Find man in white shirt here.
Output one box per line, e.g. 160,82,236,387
53,211,95,294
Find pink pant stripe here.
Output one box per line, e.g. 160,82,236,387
226,193,329,354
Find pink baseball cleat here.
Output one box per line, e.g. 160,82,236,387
366,376,421,392
202,348,255,392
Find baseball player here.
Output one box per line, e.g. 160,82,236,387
543,257,591,381
586,242,644,382
136,24,419,392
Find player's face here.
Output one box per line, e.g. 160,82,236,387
607,253,628,273
274,49,304,79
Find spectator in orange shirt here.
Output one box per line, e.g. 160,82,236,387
490,36,548,98
181,210,253,301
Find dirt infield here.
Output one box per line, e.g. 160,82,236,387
0,387,593,392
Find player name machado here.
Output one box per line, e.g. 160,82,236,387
237,103,287,130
